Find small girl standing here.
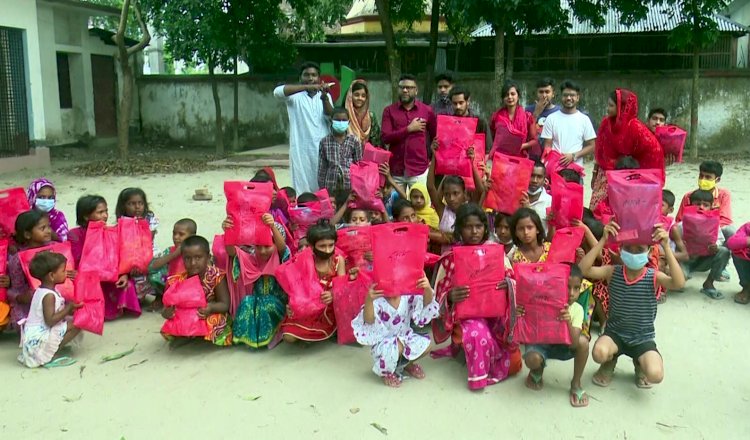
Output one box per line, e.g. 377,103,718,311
27,178,69,242
18,251,82,368
352,275,438,387
510,207,550,264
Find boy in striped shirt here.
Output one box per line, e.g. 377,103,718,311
579,220,686,390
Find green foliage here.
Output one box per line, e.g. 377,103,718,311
668,0,729,50
286,0,351,42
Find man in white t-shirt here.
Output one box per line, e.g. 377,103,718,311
541,80,596,167
522,160,552,235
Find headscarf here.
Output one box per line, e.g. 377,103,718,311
408,183,439,229
26,178,69,242
345,79,372,145
261,166,280,191
595,89,665,181
491,105,531,140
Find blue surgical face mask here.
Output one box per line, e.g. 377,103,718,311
332,120,349,133
35,198,55,213
620,249,649,270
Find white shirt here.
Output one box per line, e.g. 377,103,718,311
529,190,552,235
540,110,596,166
274,85,333,193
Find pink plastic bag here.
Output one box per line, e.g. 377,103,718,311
435,115,478,176
224,181,274,246
550,173,584,229
484,152,534,215
607,169,662,245
655,125,686,163
18,242,76,301
463,134,486,191
0,239,8,302
543,149,585,178
161,308,209,337
0,187,30,237
212,234,228,270
349,161,385,212
117,217,153,274
80,221,120,282
682,206,720,257
337,226,373,271
275,248,326,319
371,223,429,297
362,143,392,187
453,245,508,320
548,227,585,264
513,263,571,345
491,124,524,157
332,271,372,345
161,275,209,337
314,189,335,219
72,271,105,335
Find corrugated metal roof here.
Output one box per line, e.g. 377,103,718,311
471,1,748,37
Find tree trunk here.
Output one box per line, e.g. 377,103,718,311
208,59,224,155
116,51,133,160
374,0,400,102
422,0,441,103
492,22,505,105
505,29,515,79
689,45,699,159
233,54,239,153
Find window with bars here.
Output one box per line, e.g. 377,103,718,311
0,26,30,157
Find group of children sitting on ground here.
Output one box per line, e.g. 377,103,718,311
0,152,747,409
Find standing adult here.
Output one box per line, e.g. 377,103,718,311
590,89,664,208
449,86,492,155
489,81,540,159
273,61,334,193
344,79,381,147
431,72,455,116
541,80,596,167
646,108,667,133
381,74,437,189
524,78,560,127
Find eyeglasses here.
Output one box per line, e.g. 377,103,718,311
562,92,578,98
399,85,417,90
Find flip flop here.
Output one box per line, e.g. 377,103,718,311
592,365,614,387
525,371,544,391
43,356,76,368
570,388,589,408
701,288,725,300
718,270,731,282
734,292,750,305
634,362,653,389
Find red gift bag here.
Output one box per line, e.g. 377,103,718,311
349,162,385,212
484,152,534,215
0,239,8,302
332,271,372,345
463,134,486,191
363,143,392,187
18,242,76,301
337,226,373,271
548,227,585,264
435,115,477,176
550,173,584,229
212,234,227,271
79,221,120,282
607,169,662,245
513,263,571,345
543,149,585,179
117,217,153,274
682,206,720,257
453,245,508,320
163,275,207,308
0,187,30,237
72,271,105,335
275,248,325,319
491,124,524,157
655,125,686,163
224,181,274,246
371,223,429,297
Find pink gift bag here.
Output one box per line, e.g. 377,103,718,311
543,149,585,178
362,143,392,187
275,248,326,319
491,124,524,157
18,242,76,301
212,234,228,271
371,223,429,297
337,226,373,271
435,115,478,176
655,125,686,163
484,152,534,215
682,206,720,257
332,271,372,345
314,189,335,219
224,181,274,246
550,173,584,229
161,275,209,337
513,263,571,345
607,169,662,245
72,271,105,335
80,221,120,282
453,245,508,320
548,227,585,264
117,217,153,274
0,187,30,237
349,162,385,211
0,239,8,302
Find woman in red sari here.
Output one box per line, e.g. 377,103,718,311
590,89,664,208
489,81,540,159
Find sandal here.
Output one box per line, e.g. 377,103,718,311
525,371,544,391
718,270,730,282
734,292,750,305
383,373,402,388
701,288,725,300
403,363,426,379
570,387,589,408
592,363,615,387
43,356,77,368
634,361,653,389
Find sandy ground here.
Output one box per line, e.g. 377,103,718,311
1,160,750,440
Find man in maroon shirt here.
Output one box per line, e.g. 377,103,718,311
381,74,437,188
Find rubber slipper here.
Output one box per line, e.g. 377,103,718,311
701,288,724,300
592,366,614,387
43,356,77,368
634,362,653,389
525,371,544,391
718,270,731,282
570,388,589,407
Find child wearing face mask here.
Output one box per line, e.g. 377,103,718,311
317,107,363,195
27,178,69,242
579,220,684,390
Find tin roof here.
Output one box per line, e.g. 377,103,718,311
471,1,748,37
345,0,434,20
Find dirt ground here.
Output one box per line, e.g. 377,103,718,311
1,153,749,439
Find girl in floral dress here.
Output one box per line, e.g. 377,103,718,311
510,208,550,265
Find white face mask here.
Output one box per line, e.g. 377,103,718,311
528,187,543,196
35,198,55,212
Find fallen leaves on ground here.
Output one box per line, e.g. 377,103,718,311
60,157,227,176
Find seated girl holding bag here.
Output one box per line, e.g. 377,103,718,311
161,236,232,346
433,203,522,390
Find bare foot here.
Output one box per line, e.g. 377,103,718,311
525,371,544,390
404,363,425,379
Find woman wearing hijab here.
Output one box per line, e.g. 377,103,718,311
26,178,69,242
345,80,382,147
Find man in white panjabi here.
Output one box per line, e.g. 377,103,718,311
273,61,334,193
